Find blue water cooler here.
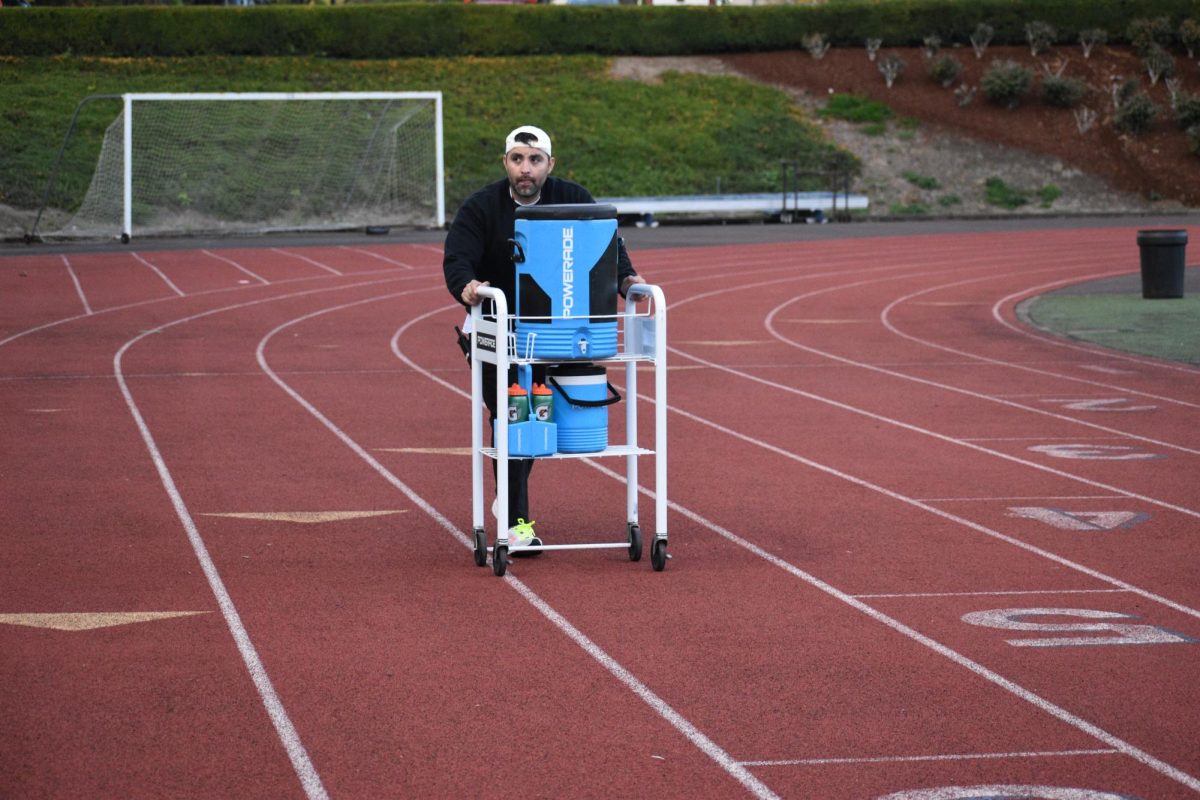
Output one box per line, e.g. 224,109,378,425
513,204,619,360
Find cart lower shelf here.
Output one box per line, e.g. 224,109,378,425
480,444,653,460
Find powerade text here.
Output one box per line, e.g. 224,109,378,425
562,226,574,317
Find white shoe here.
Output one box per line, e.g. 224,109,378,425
506,518,536,548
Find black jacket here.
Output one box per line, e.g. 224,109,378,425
443,177,635,308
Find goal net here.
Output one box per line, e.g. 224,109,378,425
48,92,444,241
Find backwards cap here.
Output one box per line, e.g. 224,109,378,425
505,125,552,157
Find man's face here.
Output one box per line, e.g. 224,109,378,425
503,146,554,201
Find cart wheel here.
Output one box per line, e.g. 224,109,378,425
651,539,668,572
627,524,642,562
493,545,508,577
473,528,487,567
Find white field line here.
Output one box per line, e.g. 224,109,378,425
258,293,779,800
201,249,270,285
739,747,1118,767
767,268,1200,455
130,251,186,296
109,276,438,800
993,275,1200,377
60,254,93,315
389,302,1200,794
655,271,1200,519
339,246,415,270
882,271,1200,406
0,264,422,349
270,247,343,276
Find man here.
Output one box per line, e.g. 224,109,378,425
443,124,644,554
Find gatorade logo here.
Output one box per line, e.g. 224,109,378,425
562,226,575,317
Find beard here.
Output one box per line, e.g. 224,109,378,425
509,175,543,200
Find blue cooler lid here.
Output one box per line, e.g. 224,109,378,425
516,204,617,221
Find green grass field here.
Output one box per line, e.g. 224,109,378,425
0,54,847,218
1023,289,1200,365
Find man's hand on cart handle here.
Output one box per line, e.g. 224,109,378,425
462,279,489,306
622,274,647,302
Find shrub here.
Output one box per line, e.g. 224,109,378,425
1025,21,1056,56
1187,126,1200,158
1042,75,1086,108
970,23,994,60
902,171,940,190
1079,28,1107,59
1182,19,1200,59
928,54,963,87
1128,16,1172,56
1175,93,1200,130
1143,45,1175,85
1038,184,1062,208
981,60,1034,109
984,177,1027,209
1114,91,1160,134
878,53,907,89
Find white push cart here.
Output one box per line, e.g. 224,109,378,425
469,283,667,576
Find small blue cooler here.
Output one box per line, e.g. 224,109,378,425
546,364,621,453
513,204,619,360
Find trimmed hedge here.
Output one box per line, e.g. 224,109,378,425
3,0,1200,58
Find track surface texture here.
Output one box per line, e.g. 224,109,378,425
3,218,1199,800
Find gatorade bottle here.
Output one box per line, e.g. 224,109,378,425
507,383,529,423
531,383,553,422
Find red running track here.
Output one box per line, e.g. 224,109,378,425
2,226,1198,799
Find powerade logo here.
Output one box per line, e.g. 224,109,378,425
562,226,575,317
476,333,496,353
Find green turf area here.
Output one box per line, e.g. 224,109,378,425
1022,291,1200,365
0,55,848,218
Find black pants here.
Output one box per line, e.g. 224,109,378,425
482,362,546,529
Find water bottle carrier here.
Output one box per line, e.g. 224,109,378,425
467,231,668,575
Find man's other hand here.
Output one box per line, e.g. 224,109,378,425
461,279,489,306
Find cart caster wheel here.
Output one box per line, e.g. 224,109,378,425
120,233,130,244
493,545,508,577
651,539,668,572
473,528,487,567
627,524,642,562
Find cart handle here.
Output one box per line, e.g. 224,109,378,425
548,376,622,408
507,239,526,264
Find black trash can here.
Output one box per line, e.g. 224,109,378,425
1136,229,1187,299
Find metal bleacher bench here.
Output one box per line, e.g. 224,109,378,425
596,191,869,226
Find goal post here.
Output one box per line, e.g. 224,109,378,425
51,91,444,241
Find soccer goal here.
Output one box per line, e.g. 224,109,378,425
47,92,444,241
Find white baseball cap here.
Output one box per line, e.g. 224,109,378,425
505,125,552,157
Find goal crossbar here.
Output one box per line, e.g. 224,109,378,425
56,91,445,241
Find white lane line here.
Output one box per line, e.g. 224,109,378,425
257,294,779,800
853,589,1131,599
130,252,186,297
894,270,1200,406
271,248,343,276
0,266,418,350
662,355,1200,618
995,274,1200,378
110,276,423,800
583,431,1200,796
685,291,1200,517
917,496,1126,502
339,246,415,270
775,268,1200,455
60,254,93,315
391,302,1200,794
739,747,1118,767
202,249,270,285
